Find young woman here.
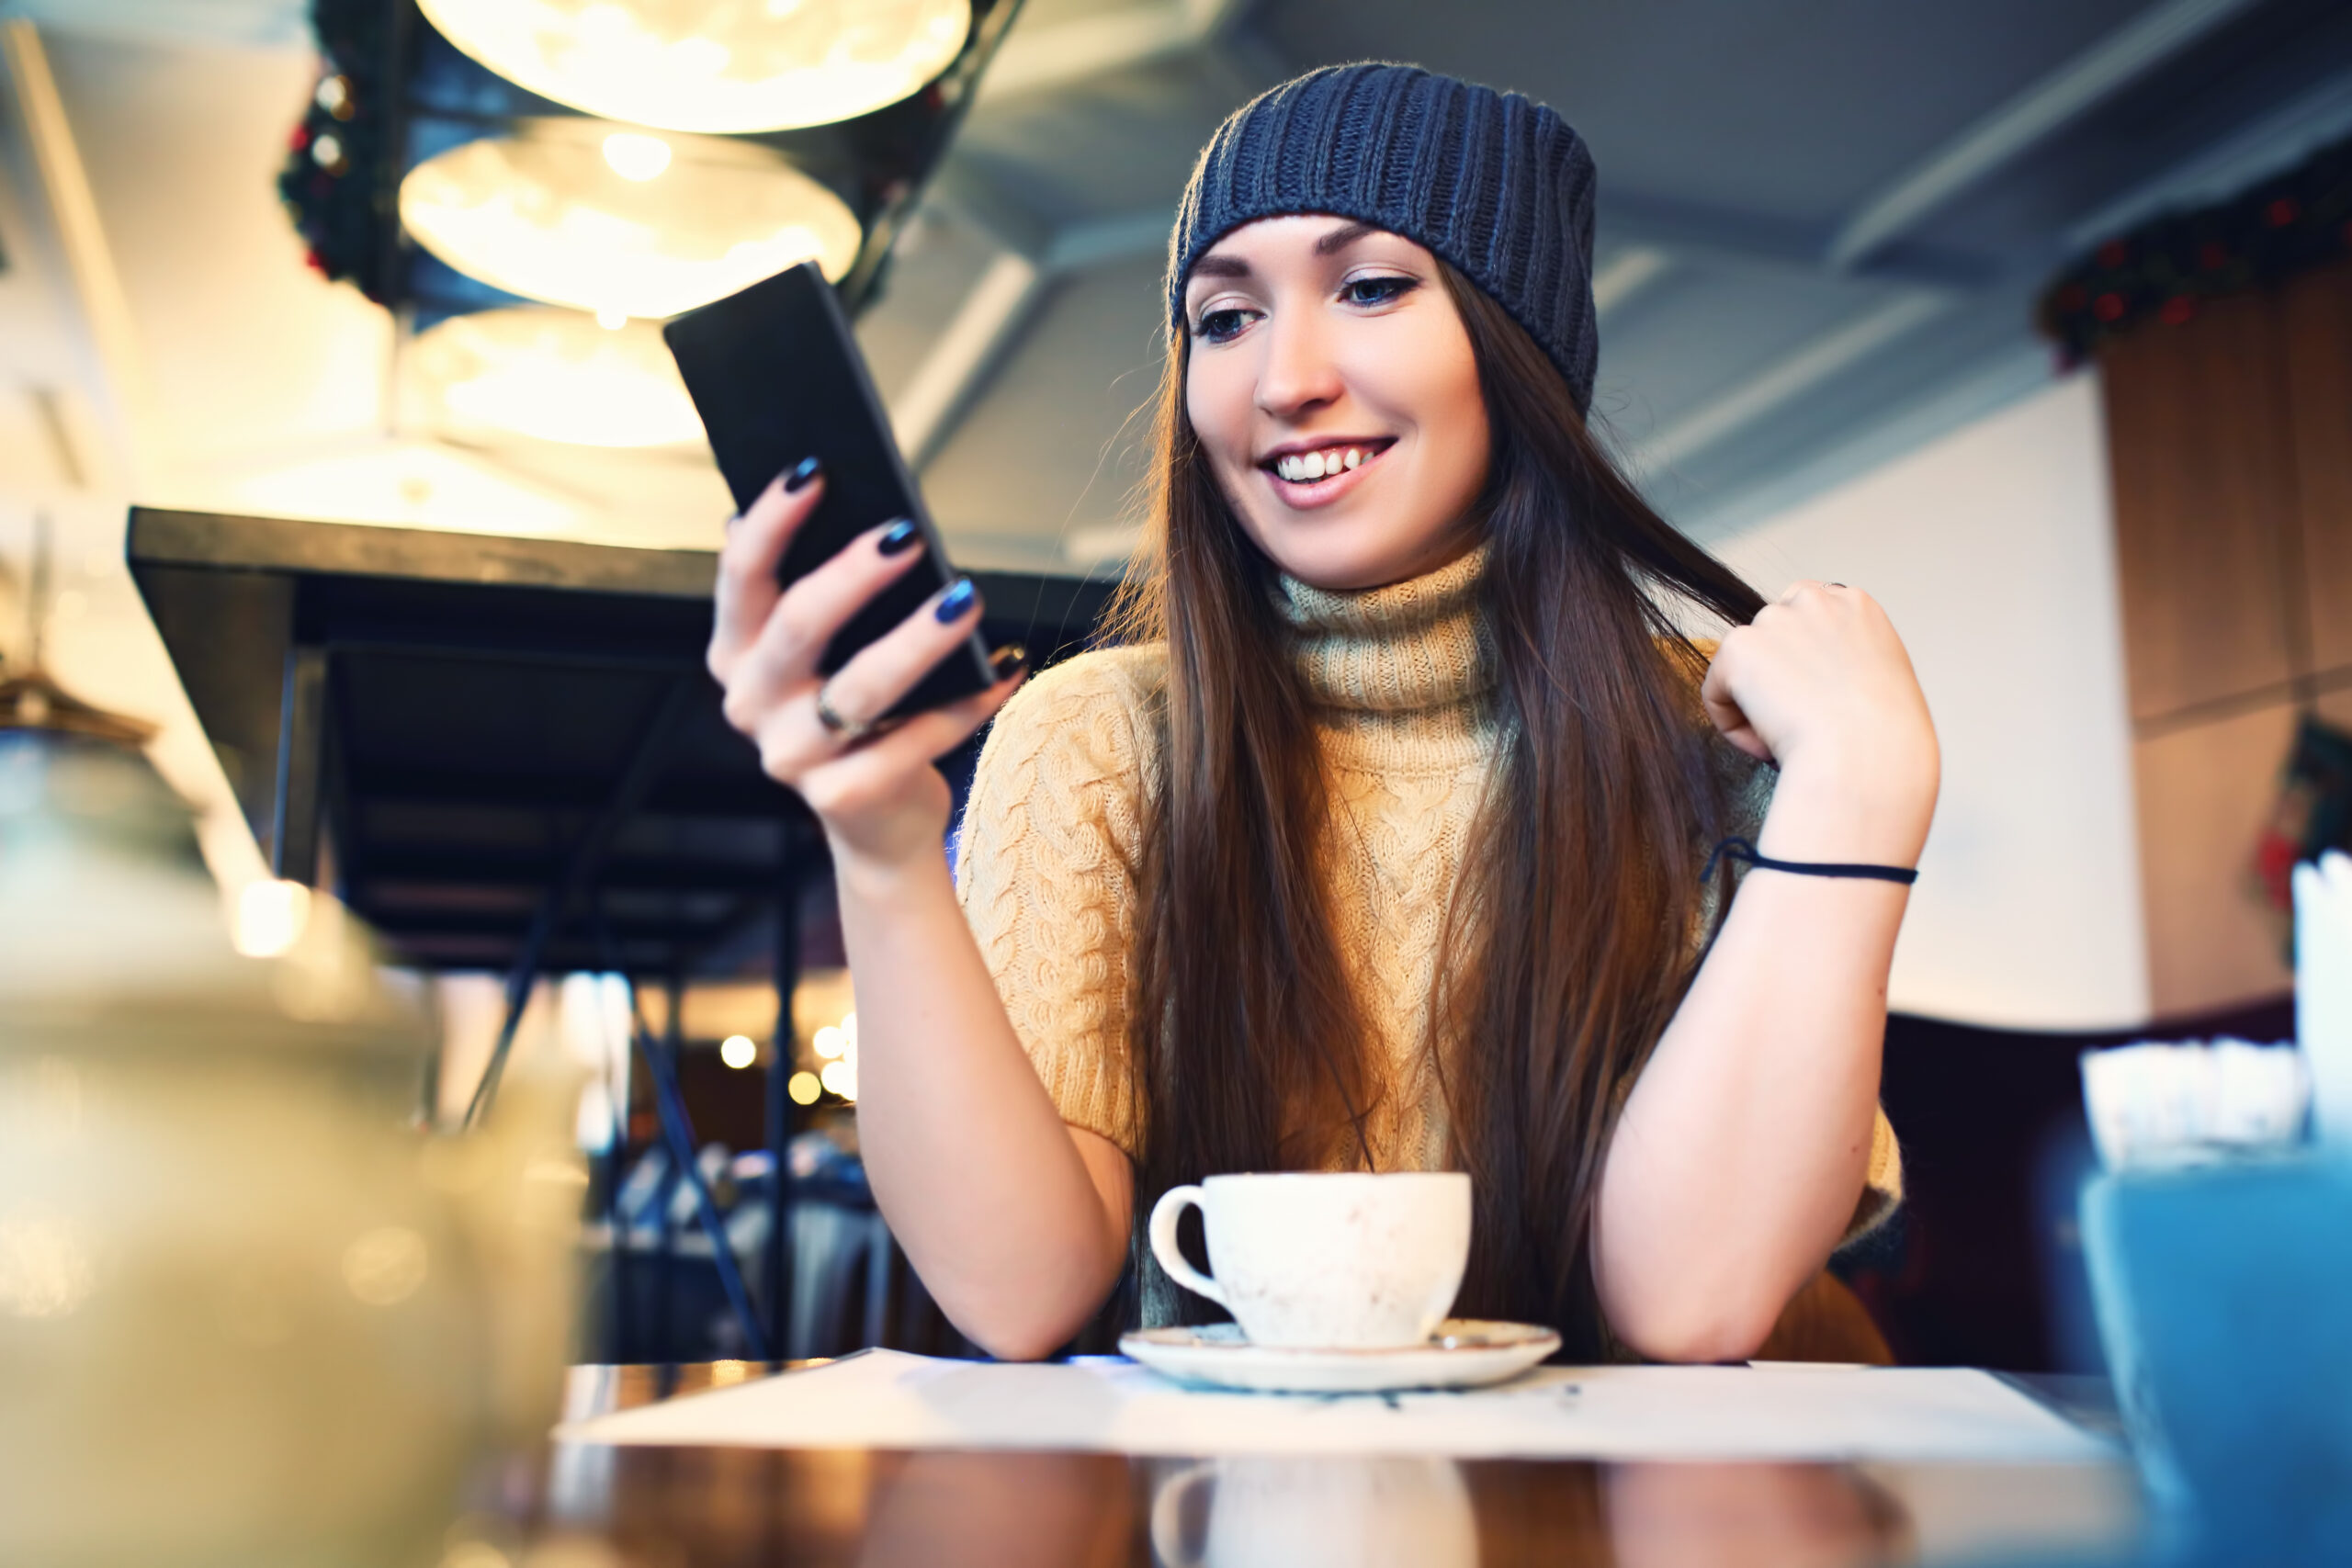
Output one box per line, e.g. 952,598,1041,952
707,64,1939,1363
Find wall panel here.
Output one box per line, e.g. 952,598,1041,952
2100,291,2301,723
2132,705,2298,1018
2280,264,2352,679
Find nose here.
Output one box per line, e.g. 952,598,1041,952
1252,302,1343,421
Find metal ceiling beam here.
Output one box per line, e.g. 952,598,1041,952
0,0,308,51
1601,188,1993,293
1636,294,1953,474
1046,209,1177,274
2063,67,2352,251
923,164,1057,263
896,187,1191,474
1826,0,2264,271
0,17,151,490
1590,247,1671,319
891,250,1049,472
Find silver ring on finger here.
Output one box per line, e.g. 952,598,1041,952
813,680,879,742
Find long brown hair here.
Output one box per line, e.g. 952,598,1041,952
1106,260,1767,1355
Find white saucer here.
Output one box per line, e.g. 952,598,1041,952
1119,1318,1560,1394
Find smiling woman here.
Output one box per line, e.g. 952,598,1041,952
705,62,1938,1364
1181,218,1489,591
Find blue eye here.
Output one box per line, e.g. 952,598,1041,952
1193,308,1251,343
1341,275,1417,307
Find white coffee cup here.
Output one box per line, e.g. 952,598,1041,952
1148,1457,1476,1568
1147,1171,1471,1348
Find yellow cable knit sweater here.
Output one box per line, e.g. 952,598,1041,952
953,547,1901,1236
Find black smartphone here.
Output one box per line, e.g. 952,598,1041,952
664,261,993,718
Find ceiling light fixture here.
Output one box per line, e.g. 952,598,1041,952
601,130,672,182
398,117,862,320
409,306,706,448
415,0,973,135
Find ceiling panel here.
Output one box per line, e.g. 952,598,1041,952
922,254,1168,570
8,0,2351,592
1912,0,2352,260
1252,0,2157,222
1592,263,1923,436
42,31,389,469
857,207,1009,406
954,47,1277,226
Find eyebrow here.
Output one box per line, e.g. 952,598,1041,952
1314,220,1382,254
1186,220,1386,282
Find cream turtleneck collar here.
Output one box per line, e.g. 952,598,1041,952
1276,543,1498,769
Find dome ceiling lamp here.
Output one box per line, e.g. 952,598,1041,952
397,117,864,321
413,0,975,135
409,306,706,449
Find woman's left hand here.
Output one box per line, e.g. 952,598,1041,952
1700,581,1939,862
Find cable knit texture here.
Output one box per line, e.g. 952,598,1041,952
953,548,1902,1241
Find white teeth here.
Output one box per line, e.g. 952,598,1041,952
1274,446,1374,481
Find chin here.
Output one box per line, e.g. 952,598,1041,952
1252,522,1472,594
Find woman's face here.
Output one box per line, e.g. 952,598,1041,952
1181,216,1491,592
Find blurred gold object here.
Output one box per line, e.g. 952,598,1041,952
0,718,581,1567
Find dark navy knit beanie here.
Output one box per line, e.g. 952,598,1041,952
1169,62,1600,414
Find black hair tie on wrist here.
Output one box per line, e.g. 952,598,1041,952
1703,835,1917,886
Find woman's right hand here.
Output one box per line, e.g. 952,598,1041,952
707,459,1025,874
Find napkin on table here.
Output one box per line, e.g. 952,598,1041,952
2295,850,2352,1143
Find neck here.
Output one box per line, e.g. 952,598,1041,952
1276,544,1498,768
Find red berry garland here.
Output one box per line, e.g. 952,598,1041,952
2038,130,2352,363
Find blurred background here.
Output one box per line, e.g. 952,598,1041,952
2,0,2350,1370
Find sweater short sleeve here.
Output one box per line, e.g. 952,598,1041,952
953,647,1161,1161
1846,1105,1905,1244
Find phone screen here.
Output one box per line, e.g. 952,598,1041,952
664,262,993,716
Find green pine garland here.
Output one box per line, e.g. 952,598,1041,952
277,0,407,302
2038,129,2352,362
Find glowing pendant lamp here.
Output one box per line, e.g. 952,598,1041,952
398,117,863,321
415,0,973,135
411,306,705,448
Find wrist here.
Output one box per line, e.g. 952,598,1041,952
1756,753,1936,869
827,831,956,907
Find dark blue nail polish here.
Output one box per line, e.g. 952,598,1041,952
989,643,1027,681
877,519,920,556
935,578,977,623
783,456,822,492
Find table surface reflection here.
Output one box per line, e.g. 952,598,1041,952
492,1360,2145,1568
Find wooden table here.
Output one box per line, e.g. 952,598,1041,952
466,1361,2149,1566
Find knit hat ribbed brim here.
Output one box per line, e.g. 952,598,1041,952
1168,62,1600,414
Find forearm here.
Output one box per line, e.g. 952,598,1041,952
1593,766,1920,1361
834,847,1131,1359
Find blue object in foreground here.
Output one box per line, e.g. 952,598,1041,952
2080,1155,2352,1563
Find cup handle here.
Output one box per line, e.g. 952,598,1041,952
1147,1461,1214,1568
1148,1184,1227,1308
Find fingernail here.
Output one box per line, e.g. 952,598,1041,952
935,578,978,623
783,456,822,493
877,519,920,556
989,642,1027,681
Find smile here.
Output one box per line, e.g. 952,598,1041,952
1258,438,1395,505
